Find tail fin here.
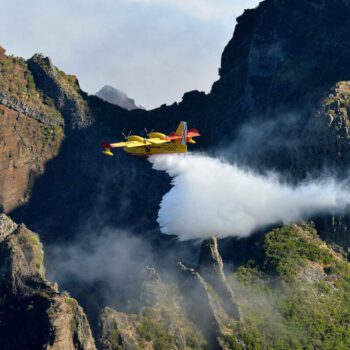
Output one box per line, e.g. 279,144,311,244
101,142,114,156
175,121,188,145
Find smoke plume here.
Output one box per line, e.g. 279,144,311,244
149,154,350,240
46,227,155,312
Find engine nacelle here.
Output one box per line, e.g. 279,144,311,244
149,132,167,139
127,135,146,142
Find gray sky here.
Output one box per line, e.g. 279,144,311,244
0,0,261,109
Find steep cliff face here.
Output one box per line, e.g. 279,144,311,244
0,214,96,350
213,0,350,114
0,104,63,212
302,81,350,173
177,238,242,349
198,238,241,321
0,48,64,212
27,53,93,130
207,0,350,179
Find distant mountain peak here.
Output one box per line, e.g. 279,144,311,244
96,85,144,110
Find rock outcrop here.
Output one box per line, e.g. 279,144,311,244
0,104,63,212
97,266,207,350
96,85,144,111
28,54,93,130
0,92,64,127
97,307,142,350
302,81,350,174
213,0,350,115
139,266,165,307
177,238,241,349
0,214,96,350
177,262,223,349
0,50,65,212
198,238,241,321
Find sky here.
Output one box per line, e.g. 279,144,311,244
0,0,261,109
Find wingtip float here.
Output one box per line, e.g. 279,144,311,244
101,121,200,157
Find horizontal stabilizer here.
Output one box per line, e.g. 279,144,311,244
101,142,114,156
188,128,200,137
110,142,128,148
165,128,201,141
103,148,114,156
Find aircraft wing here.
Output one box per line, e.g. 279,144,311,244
109,142,128,148
107,141,151,148
124,140,151,148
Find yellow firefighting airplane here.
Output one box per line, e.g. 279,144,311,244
101,121,200,157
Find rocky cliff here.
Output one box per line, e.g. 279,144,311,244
0,214,96,350
0,47,64,212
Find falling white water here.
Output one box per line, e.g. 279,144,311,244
149,154,350,240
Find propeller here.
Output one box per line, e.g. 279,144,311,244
143,128,154,137
121,131,131,140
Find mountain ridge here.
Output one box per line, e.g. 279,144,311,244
96,85,144,111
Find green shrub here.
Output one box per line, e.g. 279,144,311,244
224,223,350,349
264,224,333,281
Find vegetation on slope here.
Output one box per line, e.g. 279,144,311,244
222,224,350,350
99,279,207,350
0,52,62,121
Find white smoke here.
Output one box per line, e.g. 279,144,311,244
149,154,350,240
